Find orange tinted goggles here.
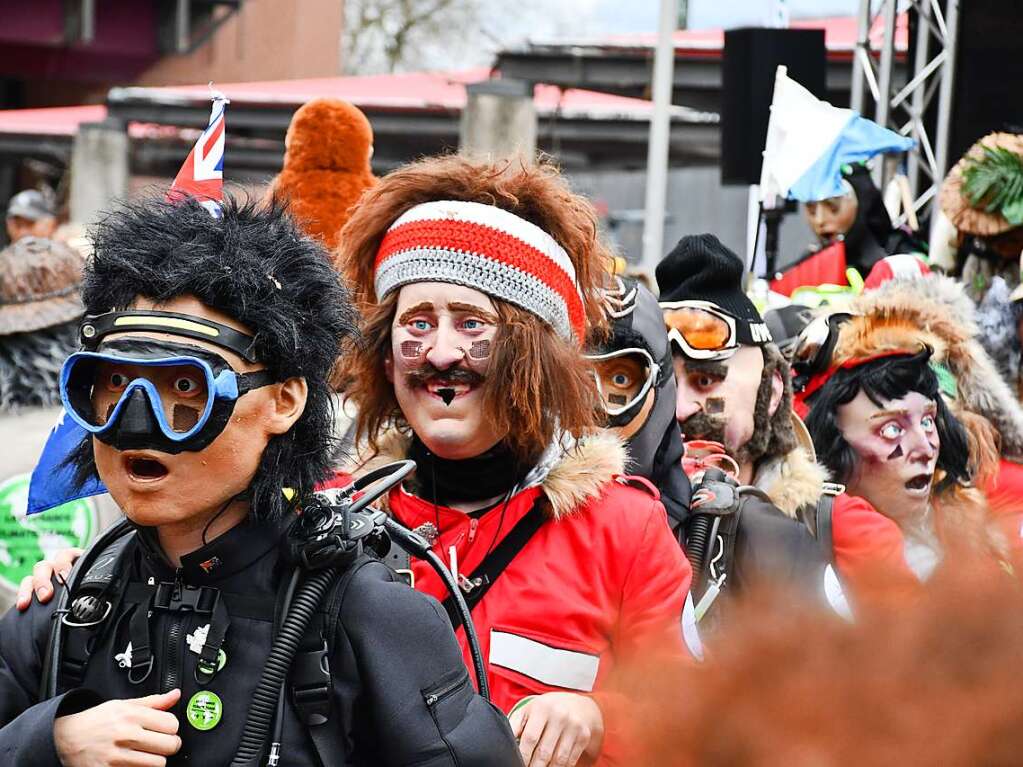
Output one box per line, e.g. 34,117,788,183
660,301,772,360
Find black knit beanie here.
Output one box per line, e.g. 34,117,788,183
656,234,764,325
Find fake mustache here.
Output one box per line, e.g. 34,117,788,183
405,363,486,389
679,411,727,445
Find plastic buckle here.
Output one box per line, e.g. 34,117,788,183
153,582,219,613
291,640,331,726
457,574,488,594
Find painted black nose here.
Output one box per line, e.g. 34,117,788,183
117,388,159,435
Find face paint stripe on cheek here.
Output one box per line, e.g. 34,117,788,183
469,340,491,359
400,340,423,359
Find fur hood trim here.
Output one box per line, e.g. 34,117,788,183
851,275,1023,459
753,444,830,518
346,430,627,520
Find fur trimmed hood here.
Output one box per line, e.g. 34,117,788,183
850,274,1023,460
753,443,830,518
346,430,628,520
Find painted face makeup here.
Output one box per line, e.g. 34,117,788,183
836,390,941,524
673,345,764,459
593,353,648,410
804,186,858,247
90,295,285,530
388,282,506,460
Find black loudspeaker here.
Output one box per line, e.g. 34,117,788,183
721,28,827,185
948,0,1023,163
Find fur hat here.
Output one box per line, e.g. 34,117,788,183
848,273,1023,460
0,236,83,336
268,98,376,251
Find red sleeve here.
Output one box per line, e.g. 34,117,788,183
831,493,918,604
316,469,355,490
983,460,1023,554
592,495,692,765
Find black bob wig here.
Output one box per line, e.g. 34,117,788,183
805,347,971,494
67,195,359,521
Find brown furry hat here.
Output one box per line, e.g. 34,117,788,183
852,274,1023,461
268,98,376,251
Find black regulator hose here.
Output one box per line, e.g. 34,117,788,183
686,467,733,592
384,517,490,702
686,514,711,591
230,566,338,767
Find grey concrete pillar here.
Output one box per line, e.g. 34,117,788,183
70,119,129,226
459,78,537,160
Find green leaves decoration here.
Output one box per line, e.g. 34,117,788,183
961,146,1023,226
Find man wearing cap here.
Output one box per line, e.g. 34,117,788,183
656,234,840,616
6,190,58,244
334,154,692,767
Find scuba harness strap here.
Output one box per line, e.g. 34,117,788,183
814,483,843,565
56,528,137,691
287,557,374,767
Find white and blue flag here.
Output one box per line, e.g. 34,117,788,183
759,66,915,203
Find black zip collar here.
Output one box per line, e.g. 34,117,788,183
136,513,294,584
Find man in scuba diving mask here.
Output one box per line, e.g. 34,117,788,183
0,197,519,767
586,274,691,532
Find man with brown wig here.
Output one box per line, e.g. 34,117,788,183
334,155,692,767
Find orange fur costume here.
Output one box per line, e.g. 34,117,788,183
268,99,376,250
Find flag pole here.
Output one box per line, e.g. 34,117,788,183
641,0,677,277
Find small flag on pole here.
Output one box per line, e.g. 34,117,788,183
166,87,229,216
759,66,915,203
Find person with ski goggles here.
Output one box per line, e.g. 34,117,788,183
655,234,849,622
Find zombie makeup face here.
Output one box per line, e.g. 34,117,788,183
90,295,307,530
805,184,858,247
836,390,940,524
386,281,504,460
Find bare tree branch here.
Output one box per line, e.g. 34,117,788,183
342,0,542,75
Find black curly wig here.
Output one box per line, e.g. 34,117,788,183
66,195,359,521
805,348,970,494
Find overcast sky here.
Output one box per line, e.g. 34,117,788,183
549,0,861,36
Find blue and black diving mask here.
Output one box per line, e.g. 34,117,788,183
60,310,276,454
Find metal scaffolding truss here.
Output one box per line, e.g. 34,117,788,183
850,0,959,225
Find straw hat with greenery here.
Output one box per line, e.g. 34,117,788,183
940,132,1023,237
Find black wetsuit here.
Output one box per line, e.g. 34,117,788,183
0,514,520,766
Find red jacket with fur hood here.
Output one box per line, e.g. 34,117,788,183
336,432,693,766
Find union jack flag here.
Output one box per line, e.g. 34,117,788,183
167,90,229,216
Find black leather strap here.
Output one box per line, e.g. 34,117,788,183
440,501,547,629
815,493,835,564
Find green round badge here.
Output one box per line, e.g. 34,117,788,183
186,690,223,731
0,473,96,592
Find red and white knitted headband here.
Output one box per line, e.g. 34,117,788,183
374,200,585,340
